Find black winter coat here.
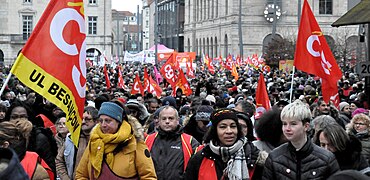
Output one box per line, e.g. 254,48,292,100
184,141,261,180
150,127,200,180
262,138,340,180
334,135,369,171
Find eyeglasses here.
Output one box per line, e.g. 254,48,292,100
354,122,367,126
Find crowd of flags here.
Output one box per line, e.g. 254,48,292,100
6,0,343,146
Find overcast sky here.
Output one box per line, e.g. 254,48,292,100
112,0,141,13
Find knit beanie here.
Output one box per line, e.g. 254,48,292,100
338,102,349,111
98,102,123,123
162,96,177,108
210,108,238,126
195,105,214,121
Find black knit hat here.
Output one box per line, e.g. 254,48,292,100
195,105,214,121
210,108,238,126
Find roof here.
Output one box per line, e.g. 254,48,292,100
332,0,370,27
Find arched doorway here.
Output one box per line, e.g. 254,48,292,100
262,34,283,55
0,49,4,63
86,48,101,64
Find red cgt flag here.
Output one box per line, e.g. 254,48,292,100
186,59,195,78
103,64,111,90
149,75,162,98
117,66,126,89
131,73,143,96
294,0,342,104
160,53,178,87
204,54,215,75
256,73,271,110
225,55,233,70
10,0,86,146
175,68,193,96
143,67,150,92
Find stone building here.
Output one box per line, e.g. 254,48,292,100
112,9,142,60
183,0,364,64
0,0,112,65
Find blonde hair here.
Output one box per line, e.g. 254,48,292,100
281,100,312,124
347,113,370,133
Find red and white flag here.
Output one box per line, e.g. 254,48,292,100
131,73,143,96
186,59,195,78
175,68,193,96
160,53,178,87
149,75,162,98
143,67,150,92
103,64,111,90
10,0,86,146
294,0,342,104
117,66,126,89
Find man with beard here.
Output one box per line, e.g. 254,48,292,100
313,98,343,128
145,106,200,180
55,106,98,180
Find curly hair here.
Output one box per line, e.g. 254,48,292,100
0,119,33,160
347,113,370,134
255,108,283,147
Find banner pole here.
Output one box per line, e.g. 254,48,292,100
0,72,13,97
289,66,295,103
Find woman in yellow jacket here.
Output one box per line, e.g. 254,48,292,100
76,102,157,180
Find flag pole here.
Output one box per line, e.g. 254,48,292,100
289,66,295,103
0,72,13,97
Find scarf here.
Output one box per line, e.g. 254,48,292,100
210,137,249,180
89,121,133,178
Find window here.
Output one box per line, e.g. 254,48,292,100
319,0,332,14
22,15,33,40
89,0,97,4
88,16,97,35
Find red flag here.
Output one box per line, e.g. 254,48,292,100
131,73,144,96
294,0,342,103
186,59,195,78
160,53,178,87
175,68,193,96
143,67,150,92
225,55,233,70
204,54,215,74
117,66,126,89
235,55,241,67
103,64,111,89
10,0,85,146
256,73,271,110
149,75,162,98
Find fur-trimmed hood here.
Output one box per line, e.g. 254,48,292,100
127,115,145,141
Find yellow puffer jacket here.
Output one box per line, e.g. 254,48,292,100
75,116,156,180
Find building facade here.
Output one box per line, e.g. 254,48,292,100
184,0,364,64
112,10,142,60
142,0,151,50
147,0,185,52
0,0,112,65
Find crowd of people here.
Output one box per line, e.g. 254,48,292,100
0,61,369,180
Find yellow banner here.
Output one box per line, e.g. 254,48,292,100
279,60,294,73
12,54,81,146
